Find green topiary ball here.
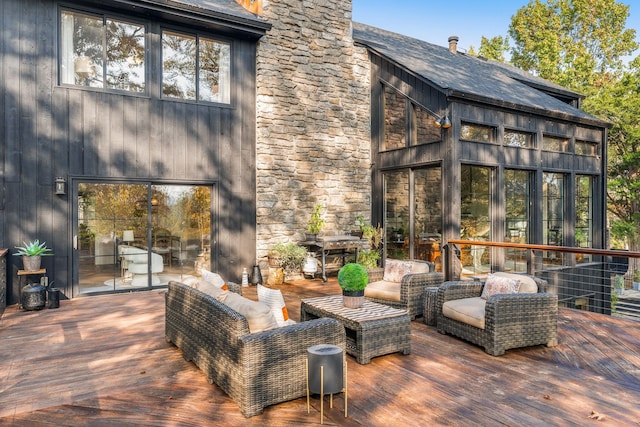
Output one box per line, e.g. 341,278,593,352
338,263,368,291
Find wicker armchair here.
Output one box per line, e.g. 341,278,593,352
365,263,445,319
436,275,558,356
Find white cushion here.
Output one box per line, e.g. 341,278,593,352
196,280,225,299
443,297,487,329
492,272,538,293
364,280,401,301
481,273,520,300
257,284,295,327
200,269,229,290
217,291,278,333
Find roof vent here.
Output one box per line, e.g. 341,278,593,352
448,36,459,54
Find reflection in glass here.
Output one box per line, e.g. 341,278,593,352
543,173,564,265
461,165,491,272
505,170,530,271
162,31,197,99
77,183,211,294
60,10,145,92
383,85,406,150
414,168,442,268
575,175,593,263
384,171,410,259
414,105,441,145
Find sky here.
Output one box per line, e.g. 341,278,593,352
352,0,640,59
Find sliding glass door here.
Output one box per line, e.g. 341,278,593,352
75,182,212,295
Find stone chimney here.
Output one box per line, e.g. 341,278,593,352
448,36,459,54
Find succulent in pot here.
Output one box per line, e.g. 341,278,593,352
337,263,368,308
13,239,53,272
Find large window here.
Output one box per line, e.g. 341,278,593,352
382,85,407,150
60,10,145,92
461,165,491,272
505,170,531,271
76,183,212,294
162,31,231,103
543,173,564,264
576,175,593,263
384,168,442,265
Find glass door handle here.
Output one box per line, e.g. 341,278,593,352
73,235,78,250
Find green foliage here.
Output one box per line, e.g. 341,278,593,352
357,250,380,269
583,58,640,252
307,204,326,234
477,36,509,62
337,263,369,291
356,218,383,269
509,0,637,93
270,242,307,272
13,240,53,256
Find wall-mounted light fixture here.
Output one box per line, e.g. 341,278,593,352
54,177,67,195
434,114,452,129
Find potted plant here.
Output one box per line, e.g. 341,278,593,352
306,204,326,241
13,239,53,272
633,269,640,291
338,263,368,308
267,242,307,285
357,222,383,269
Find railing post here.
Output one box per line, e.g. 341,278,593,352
527,249,535,276
443,244,460,281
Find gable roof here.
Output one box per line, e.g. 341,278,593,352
352,22,608,127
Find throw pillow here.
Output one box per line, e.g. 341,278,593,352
219,291,278,333
197,280,224,299
201,268,229,291
383,259,413,283
492,272,538,294
480,273,521,300
257,284,294,327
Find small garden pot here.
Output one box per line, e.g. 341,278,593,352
22,255,42,272
342,289,365,308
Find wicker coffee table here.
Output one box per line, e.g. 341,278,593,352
300,295,411,364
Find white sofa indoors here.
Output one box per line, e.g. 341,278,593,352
119,245,164,286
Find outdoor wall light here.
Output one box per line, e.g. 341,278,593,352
54,176,67,195
434,115,452,129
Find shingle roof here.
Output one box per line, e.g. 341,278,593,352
352,22,607,126
138,0,270,32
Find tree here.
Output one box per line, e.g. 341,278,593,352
583,58,640,251
477,36,509,62
509,0,637,93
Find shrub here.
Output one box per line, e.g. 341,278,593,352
338,263,368,291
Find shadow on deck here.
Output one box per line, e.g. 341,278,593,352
1,277,640,425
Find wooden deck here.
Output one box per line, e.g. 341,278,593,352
2,278,640,426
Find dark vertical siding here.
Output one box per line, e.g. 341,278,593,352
1,0,259,303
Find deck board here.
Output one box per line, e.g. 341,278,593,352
1,278,640,425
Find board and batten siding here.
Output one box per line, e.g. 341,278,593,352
1,0,260,303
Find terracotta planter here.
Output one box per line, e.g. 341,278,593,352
342,290,365,308
22,255,42,272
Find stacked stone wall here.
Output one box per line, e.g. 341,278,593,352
256,0,371,257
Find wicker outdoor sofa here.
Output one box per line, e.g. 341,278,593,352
365,259,445,319
165,281,346,417
436,274,558,356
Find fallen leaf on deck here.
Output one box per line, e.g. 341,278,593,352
588,410,605,421
543,395,551,400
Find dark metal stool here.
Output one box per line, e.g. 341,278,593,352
306,344,347,424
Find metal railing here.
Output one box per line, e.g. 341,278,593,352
442,240,640,321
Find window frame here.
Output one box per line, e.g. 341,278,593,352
460,122,497,143
59,7,148,94
503,129,535,148
160,27,233,105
